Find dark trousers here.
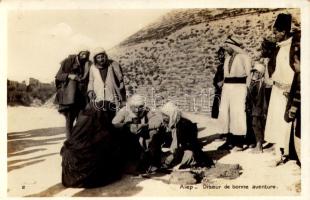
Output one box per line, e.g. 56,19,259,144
227,133,246,147
252,116,265,143
245,112,256,145
64,109,80,138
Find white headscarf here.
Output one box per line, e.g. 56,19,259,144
160,101,181,129
127,94,145,107
126,94,146,119
160,101,181,152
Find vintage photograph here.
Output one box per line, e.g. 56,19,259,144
4,2,306,197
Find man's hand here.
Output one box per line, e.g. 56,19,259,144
288,107,297,119
129,124,148,136
68,74,77,80
217,81,224,88
88,90,96,100
137,124,149,136
265,77,273,87
129,124,139,134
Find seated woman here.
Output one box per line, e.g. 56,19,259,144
160,102,214,170
112,94,164,173
60,101,124,188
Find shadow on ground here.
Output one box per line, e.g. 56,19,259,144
7,127,65,156
72,175,145,197
26,183,66,197
8,153,59,172
7,127,65,172
26,175,147,197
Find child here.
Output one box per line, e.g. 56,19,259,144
246,62,268,153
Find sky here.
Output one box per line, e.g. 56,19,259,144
7,9,170,83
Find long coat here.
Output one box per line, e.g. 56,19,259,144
54,55,90,110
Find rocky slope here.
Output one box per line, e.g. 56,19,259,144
109,8,300,113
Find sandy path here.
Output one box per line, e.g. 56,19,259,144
7,107,301,197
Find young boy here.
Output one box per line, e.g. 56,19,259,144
246,62,268,153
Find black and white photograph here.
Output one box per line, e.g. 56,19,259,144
2,0,310,198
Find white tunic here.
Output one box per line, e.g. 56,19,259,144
264,37,294,154
218,53,252,135
87,65,115,102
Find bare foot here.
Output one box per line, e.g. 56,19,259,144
250,147,263,154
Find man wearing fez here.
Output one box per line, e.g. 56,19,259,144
55,50,91,138
217,35,252,151
87,48,126,122
264,13,301,165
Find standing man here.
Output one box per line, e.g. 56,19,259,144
264,13,300,165
217,35,252,151
87,48,126,122
55,50,91,138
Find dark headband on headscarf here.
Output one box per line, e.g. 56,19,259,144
224,35,242,47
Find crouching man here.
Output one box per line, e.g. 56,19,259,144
112,94,165,175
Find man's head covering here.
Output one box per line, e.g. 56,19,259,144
251,62,265,74
223,35,246,54
224,35,242,47
78,50,90,59
273,13,292,33
127,94,145,107
92,47,107,60
160,101,181,153
160,101,181,129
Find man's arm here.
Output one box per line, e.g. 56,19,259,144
55,60,69,84
112,62,127,102
112,107,127,128
147,111,164,130
243,54,252,87
87,66,94,92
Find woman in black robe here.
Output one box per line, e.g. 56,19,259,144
60,101,124,188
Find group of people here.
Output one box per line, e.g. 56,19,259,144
54,13,300,188
211,13,300,166
55,47,213,188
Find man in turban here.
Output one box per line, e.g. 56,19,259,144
217,35,252,151
112,94,164,175
87,48,126,122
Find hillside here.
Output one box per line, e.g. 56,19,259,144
109,8,300,113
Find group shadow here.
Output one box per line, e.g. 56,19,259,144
24,126,231,197
26,174,151,197
8,127,66,172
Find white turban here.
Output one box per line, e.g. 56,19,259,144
92,47,107,60
127,94,145,107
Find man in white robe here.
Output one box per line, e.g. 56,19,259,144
264,13,296,165
217,36,252,151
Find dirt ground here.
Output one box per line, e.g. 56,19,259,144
7,107,301,197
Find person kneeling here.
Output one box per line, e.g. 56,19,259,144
112,94,164,175
160,102,214,170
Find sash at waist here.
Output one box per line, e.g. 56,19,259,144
224,77,246,84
